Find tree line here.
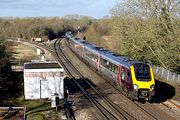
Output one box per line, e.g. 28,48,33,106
82,0,180,74
0,34,11,89
0,15,91,41
0,15,92,89
110,0,180,74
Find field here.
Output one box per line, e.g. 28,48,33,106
6,41,38,61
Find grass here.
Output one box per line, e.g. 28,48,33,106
14,96,50,119
6,42,50,119
2,41,65,119
14,96,65,120
7,42,38,60
27,114,45,120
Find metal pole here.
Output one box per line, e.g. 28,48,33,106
40,80,41,99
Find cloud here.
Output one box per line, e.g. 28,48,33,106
0,0,40,10
0,0,22,3
1,0,111,10
0,0,117,18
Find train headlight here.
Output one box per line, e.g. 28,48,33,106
150,84,155,90
133,84,139,90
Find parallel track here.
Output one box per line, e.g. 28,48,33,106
20,38,174,120
106,79,174,120
54,38,136,120
62,39,174,120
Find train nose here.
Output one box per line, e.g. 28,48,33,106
138,89,149,98
141,91,148,96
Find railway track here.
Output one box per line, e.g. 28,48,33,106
54,38,136,120
19,38,175,120
103,77,175,120
60,38,175,120
134,101,174,120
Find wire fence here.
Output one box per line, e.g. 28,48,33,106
152,65,180,84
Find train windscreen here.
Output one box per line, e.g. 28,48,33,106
134,64,151,81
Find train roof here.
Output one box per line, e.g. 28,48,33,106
99,50,142,68
67,33,144,68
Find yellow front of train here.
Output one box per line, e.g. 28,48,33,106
130,64,155,101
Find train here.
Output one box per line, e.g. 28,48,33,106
65,32,155,101
31,37,44,42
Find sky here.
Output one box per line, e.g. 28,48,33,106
0,0,118,18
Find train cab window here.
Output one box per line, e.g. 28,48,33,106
134,64,151,81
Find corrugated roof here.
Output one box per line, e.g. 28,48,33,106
24,62,61,69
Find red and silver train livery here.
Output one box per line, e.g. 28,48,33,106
65,32,155,101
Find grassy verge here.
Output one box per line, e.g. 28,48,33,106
15,97,50,119
2,41,64,119
15,96,64,120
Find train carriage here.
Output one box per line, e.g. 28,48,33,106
65,32,155,101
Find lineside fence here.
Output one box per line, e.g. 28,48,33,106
152,65,180,84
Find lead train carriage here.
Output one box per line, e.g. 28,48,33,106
65,32,155,101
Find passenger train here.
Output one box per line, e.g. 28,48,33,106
65,32,155,101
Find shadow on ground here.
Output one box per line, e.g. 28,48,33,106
0,71,23,106
153,79,175,103
64,77,97,94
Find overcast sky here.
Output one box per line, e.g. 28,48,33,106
0,0,118,18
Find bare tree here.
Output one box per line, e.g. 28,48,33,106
110,0,180,73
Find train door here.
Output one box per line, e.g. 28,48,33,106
96,54,100,70
81,45,84,57
70,40,75,51
120,66,126,88
121,67,131,92
117,65,121,86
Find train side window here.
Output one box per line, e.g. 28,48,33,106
101,58,107,67
106,61,109,67
127,71,131,82
100,58,118,74
84,49,88,55
109,62,112,71
92,53,96,60
111,63,114,72
101,58,108,68
112,64,114,72
114,65,118,74
121,68,125,80
127,71,131,78
109,63,118,74
100,58,104,66
110,62,114,71
85,49,96,61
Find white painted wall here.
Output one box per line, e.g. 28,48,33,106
24,69,65,100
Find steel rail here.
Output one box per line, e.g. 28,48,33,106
54,38,137,120
54,38,120,120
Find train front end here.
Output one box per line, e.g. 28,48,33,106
130,63,155,101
